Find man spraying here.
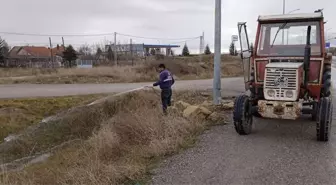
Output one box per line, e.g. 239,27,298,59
153,64,175,114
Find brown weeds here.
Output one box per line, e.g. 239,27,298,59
0,55,242,84
0,90,217,185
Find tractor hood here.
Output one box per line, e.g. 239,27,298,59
265,62,303,69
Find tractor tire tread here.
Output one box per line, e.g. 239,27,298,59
233,95,252,135
316,97,332,142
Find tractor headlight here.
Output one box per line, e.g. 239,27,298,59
267,89,275,97
285,90,294,98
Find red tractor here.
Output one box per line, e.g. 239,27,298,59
234,10,333,141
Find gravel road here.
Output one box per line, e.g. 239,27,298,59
0,77,244,99
150,60,336,185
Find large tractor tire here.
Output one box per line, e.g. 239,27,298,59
321,64,332,98
316,97,333,142
233,95,253,135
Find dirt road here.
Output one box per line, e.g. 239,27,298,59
150,63,336,185
0,77,245,99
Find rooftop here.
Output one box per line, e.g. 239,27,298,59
8,46,65,58
258,12,323,22
143,44,180,48
106,43,180,50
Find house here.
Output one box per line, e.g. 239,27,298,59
105,43,180,58
7,45,65,68
76,55,94,68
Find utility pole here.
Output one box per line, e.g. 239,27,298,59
203,31,205,50
213,0,222,105
199,31,204,62
49,37,54,68
62,37,65,47
282,0,285,45
114,32,117,65
286,9,300,44
130,38,134,66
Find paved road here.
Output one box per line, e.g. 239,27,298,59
150,60,336,185
0,77,245,99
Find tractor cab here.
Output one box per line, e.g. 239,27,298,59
234,11,333,142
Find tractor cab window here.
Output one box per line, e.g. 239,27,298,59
257,21,321,56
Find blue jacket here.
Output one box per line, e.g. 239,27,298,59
153,69,175,89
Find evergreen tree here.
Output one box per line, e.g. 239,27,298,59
182,43,190,56
107,46,114,61
204,44,211,55
62,45,78,68
229,42,235,56
0,37,9,67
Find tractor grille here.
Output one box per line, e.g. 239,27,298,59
265,68,297,98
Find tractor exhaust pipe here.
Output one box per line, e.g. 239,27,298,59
303,26,311,89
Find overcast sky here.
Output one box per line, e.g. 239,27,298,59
0,0,335,53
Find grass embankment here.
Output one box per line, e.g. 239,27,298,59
0,94,108,143
0,90,232,185
0,55,242,84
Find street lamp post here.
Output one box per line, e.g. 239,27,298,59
282,0,285,44
213,0,221,105
286,8,300,44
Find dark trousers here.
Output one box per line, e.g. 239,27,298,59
161,88,172,113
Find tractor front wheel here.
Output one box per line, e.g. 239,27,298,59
316,97,333,142
233,95,253,135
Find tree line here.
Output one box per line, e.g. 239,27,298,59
0,36,264,67
229,42,254,56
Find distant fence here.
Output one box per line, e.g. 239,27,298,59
4,58,61,68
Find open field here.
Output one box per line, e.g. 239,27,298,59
0,55,242,84
0,89,234,185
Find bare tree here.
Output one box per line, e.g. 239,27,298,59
79,44,92,55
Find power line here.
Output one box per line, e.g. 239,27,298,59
0,31,115,37
116,32,200,41
0,31,201,41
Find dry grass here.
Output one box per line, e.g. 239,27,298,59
0,94,108,144
0,89,230,185
0,55,243,84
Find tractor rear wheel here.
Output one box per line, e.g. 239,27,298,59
233,95,253,135
316,97,333,142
